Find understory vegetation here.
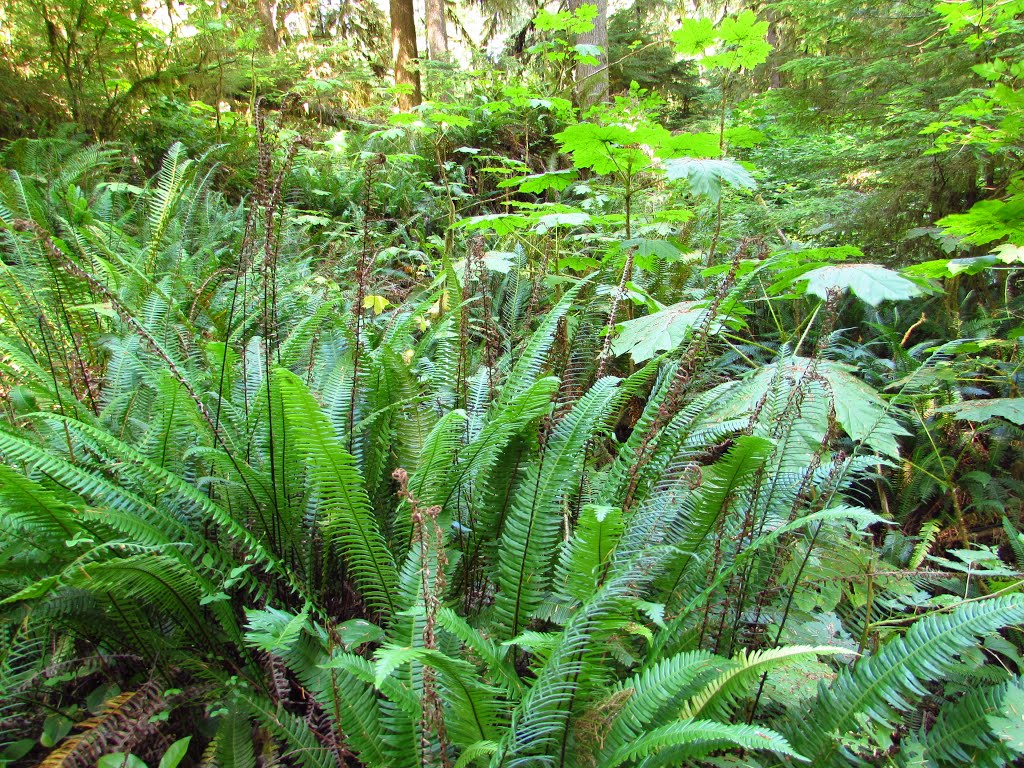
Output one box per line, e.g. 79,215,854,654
2,0,1024,766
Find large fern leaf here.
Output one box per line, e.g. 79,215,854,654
787,595,1024,766
274,368,399,620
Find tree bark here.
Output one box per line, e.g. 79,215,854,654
389,0,422,110
255,0,280,52
426,0,448,60
568,0,609,110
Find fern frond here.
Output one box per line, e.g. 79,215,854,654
918,677,1024,768
498,277,591,408
789,595,1024,766
682,645,851,721
603,718,802,767
598,649,724,760
275,368,399,621
493,377,620,639
553,503,624,604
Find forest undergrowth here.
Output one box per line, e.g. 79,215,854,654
2,2,1024,767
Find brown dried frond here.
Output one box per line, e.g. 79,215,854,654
574,687,635,766
39,680,167,768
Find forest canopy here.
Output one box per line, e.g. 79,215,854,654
1,0,1024,766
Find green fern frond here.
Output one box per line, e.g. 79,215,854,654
599,649,724,759
603,718,802,767
493,376,621,639
682,645,851,721
789,595,1024,766
274,368,399,621
918,677,1024,768
553,503,625,603
498,276,591,408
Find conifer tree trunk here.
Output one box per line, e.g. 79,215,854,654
426,0,448,60
390,0,422,110
569,0,609,109
256,0,280,52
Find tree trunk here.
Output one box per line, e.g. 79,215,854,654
426,0,448,60
765,6,782,89
568,0,609,110
256,0,280,52
389,0,422,110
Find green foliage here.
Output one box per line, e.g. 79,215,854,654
1,2,1024,765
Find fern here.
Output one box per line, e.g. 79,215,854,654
603,719,801,767
275,368,399,621
786,595,1024,766
492,376,620,639
915,678,1024,768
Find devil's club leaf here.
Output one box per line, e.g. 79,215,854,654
800,264,926,306
663,158,756,201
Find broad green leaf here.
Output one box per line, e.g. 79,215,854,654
337,618,385,650
554,122,668,175
499,169,578,193
938,197,1024,245
799,264,927,306
724,126,767,148
622,238,684,270
992,243,1024,263
456,213,530,234
158,738,192,768
482,251,516,273
657,132,721,159
821,361,909,458
671,18,717,56
98,754,148,768
611,301,718,362
989,685,1024,752
40,714,73,747
904,256,997,278
935,398,1024,425
533,212,590,233
663,158,756,201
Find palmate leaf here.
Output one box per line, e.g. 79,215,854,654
553,122,669,175
704,357,908,459
274,368,399,621
799,264,927,306
935,398,1024,425
498,170,578,194
610,301,720,363
662,158,756,202
787,595,1024,767
937,197,1024,246
987,683,1024,756
456,213,531,235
